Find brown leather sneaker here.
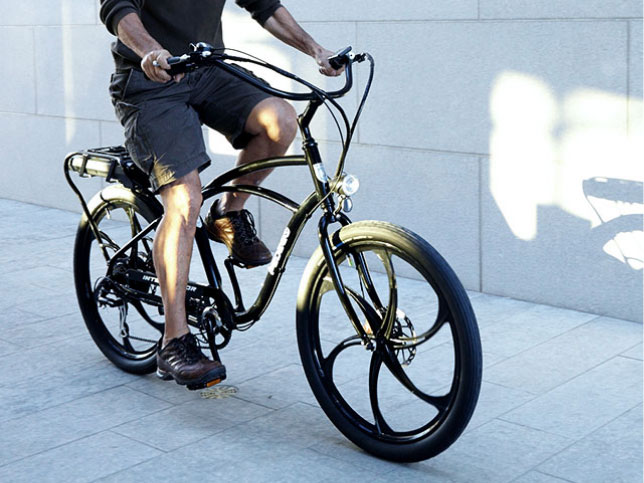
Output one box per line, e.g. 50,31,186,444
204,200,272,267
156,333,226,389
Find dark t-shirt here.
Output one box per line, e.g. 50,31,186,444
99,0,282,71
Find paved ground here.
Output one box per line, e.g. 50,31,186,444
0,198,641,482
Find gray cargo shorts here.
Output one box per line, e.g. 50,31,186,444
109,65,271,192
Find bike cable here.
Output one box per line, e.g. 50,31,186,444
203,47,374,181
219,47,353,152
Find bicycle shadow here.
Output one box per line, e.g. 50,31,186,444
582,177,644,271
483,172,643,322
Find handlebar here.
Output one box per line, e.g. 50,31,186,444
165,43,365,101
162,43,375,180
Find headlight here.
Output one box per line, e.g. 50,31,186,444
340,174,360,196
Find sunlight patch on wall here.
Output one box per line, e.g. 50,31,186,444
490,72,557,240
222,7,292,91
490,71,643,268
200,7,295,158
207,129,239,157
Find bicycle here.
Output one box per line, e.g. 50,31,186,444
64,43,482,462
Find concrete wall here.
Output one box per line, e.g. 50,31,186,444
0,1,642,321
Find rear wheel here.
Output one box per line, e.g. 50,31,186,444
297,221,482,462
73,186,164,374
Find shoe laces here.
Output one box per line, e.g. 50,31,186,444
230,210,260,246
177,333,205,364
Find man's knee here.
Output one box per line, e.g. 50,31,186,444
252,98,297,147
160,172,202,226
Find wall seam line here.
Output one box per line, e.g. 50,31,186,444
478,156,483,293
32,27,37,114
299,18,643,24
0,17,641,27
355,20,360,144
626,20,630,135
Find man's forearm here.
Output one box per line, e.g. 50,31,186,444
263,6,323,58
115,12,178,83
116,12,163,59
262,6,340,76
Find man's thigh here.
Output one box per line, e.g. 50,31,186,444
111,70,210,193
189,66,272,149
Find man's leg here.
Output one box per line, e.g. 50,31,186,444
154,168,226,386
220,97,298,212
154,169,202,347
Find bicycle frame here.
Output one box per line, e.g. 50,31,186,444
98,101,368,340
65,48,375,346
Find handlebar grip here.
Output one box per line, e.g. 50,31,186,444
328,46,352,70
166,56,185,76
328,57,344,70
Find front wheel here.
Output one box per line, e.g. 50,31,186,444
296,221,482,462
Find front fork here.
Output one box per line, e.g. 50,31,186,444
318,212,377,349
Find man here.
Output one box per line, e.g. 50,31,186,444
99,0,342,388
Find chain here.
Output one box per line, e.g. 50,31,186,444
126,334,159,344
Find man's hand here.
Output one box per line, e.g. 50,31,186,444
141,49,184,83
315,48,345,77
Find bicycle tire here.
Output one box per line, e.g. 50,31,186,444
296,221,482,462
73,185,163,374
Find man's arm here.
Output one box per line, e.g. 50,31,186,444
111,13,182,83
263,7,343,77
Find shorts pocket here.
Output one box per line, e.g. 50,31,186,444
114,100,153,174
109,70,134,101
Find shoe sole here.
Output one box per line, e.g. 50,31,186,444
156,366,227,391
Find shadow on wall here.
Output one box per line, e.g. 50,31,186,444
488,71,643,321
583,177,643,270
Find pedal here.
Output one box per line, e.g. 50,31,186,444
226,256,257,270
186,374,226,391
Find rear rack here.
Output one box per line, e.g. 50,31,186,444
65,146,150,190
63,146,153,261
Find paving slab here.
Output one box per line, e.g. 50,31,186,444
464,381,536,432
1,313,88,349
512,471,572,483
125,374,205,406
0,360,137,423
485,316,642,394
112,395,273,452
0,338,22,357
538,404,643,483
0,431,161,483
622,342,643,361
0,386,170,466
479,303,599,360
501,356,642,440
426,419,573,482
0,198,641,482
234,363,320,409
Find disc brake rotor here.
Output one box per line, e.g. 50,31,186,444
391,309,417,366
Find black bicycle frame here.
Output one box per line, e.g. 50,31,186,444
101,102,369,341
69,49,377,345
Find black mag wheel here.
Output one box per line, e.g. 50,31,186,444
73,186,164,374
296,221,482,462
